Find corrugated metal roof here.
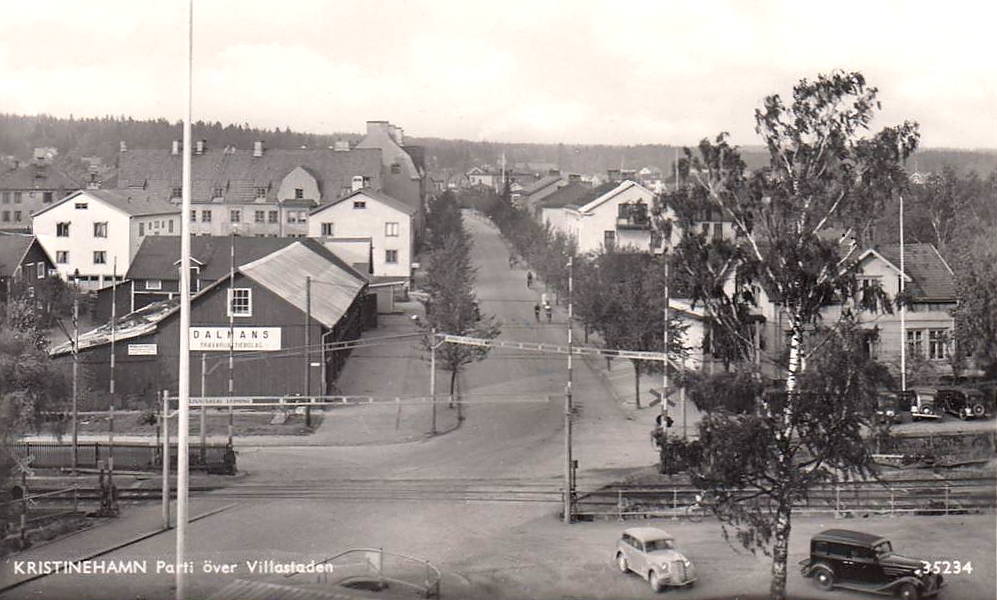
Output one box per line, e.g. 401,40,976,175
240,242,366,328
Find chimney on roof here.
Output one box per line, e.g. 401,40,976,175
195,139,206,155
253,141,264,157
389,125,404,145
351,175,365,192
334,140,350,152
171,140,180,155
119,141,127,153
366,120,392,139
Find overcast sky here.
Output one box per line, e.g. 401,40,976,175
2,0,994,148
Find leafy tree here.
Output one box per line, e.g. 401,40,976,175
576,251,687,407
663,72,918,600
951,242,997,379
421,213,500,420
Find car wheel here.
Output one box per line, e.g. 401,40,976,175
649,570,664,593
898,582,920,600
971,403,986,418
812,565,834,591
616,553,628,574
920,405,936,417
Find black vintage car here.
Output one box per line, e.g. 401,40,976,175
800,529,944,599
935,388,989,420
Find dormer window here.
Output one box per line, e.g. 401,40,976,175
172,187,182,198
390,163,401,174
213,187,224,199
255,187,267,199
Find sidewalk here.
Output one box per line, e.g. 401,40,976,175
0,496,238,594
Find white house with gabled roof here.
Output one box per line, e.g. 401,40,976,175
545,180,659,254
307,188,415,281
32,189,179,288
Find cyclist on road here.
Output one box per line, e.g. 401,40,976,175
544,302,552,323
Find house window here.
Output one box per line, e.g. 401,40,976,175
191,209,197,222
255,187,267,199
139,222,145,236
93,251,107,265
14,192,22,203
604,230,616,251
858,276,881,311
202,209,212,223
287,210,306,224
172,187,182,198
56,251,69,264
353,201,366,209
294,188,304,200
907,330,924,358
1,192,8,203
390,163,401,174
230,210,241,223
94,222,108,238
213,187,224,199
43,192,53,203
712,223,723,241
13,211,21,222
36,263,45,279
74,202,87,209
168,219,174,233
1,211,8,222
57,222,70,237
254,210,265,223
145,279,163,290
928,330,948,360
385,249,398,264
228,288,252,317
385,222,399,237
321,222,334,237
190,267,201,293
268,210,278,223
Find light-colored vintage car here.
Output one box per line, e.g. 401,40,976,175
615,527,696,592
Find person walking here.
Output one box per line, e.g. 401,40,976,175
534,303,541,322
526,271,533,288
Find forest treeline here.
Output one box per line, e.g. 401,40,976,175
2,113,995,177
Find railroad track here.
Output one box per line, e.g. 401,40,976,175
28,475,996,511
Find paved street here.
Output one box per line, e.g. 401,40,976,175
3,213,993,600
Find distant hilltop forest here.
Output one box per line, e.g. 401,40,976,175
2,113,995,177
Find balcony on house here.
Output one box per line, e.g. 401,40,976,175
616,202,650,229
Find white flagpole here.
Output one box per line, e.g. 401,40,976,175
899,192,906,392
176,0,193,597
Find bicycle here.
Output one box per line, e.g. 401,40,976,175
685,494,710,523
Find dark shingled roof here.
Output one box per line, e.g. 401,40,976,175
116,147,384,205
873,243,955,300
0,234,36,277
521,175,564,196
538,181,618,209
126,236,366,283
0,161,81,191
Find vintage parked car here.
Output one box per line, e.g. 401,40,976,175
615,527,696,592
800,529,944,599
874,392,903,425
898,388,942,421
935,388,989,420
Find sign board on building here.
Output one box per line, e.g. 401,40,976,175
189,327,282,352
128,343,158,356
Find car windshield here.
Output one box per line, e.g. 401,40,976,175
873,541,893,555
644,539,673,552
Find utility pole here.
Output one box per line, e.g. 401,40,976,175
662,252,670,473
200,353,206,464
305,276,312,428
564,258,574,524
71,273,79,475
175,0,194,595
161,390,170,530
430,328,438,435
110,256,117,396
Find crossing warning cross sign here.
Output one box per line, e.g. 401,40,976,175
13,455,35,478
649,388,676,408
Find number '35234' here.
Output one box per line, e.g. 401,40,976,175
917,560,973,575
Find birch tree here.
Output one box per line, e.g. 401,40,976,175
663,71,918,600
